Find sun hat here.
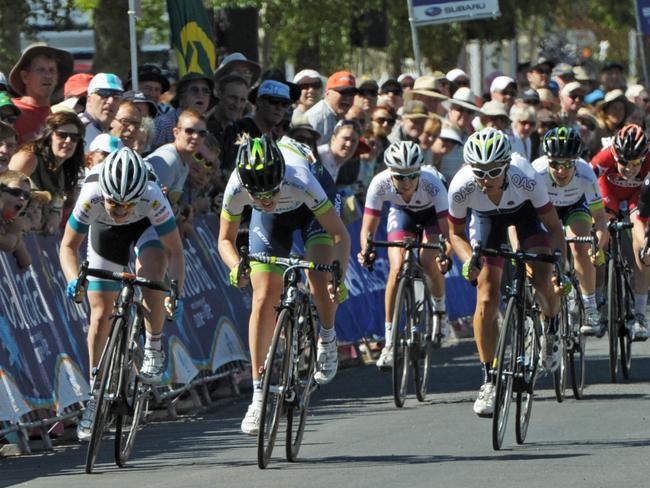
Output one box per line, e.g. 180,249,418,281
8,43,74,96
481,100,510,119
213,52,261,85
442,87,482,113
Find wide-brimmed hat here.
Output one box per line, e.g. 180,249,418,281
481,100,510,120
289,113,321,140
597,88,635,114
401,100,429,119
9,43,74,96
404,75,448,103
573,65,595,82
442,87,482,113
248,69,300,104
127,64,170,93
560,81,585,98
213,52,261,86
439,122,463,145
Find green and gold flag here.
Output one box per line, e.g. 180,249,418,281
166,0,216,77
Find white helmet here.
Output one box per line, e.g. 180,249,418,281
99,147,148,203
463,128,512,166
384,141,423,171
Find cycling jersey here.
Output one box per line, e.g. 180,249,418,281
590,147,650,214
531,156,603,211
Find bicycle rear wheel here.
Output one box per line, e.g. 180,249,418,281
85,318,124,474
553,299,569,403
568,293,586,399
258,308,291,469
391,278,412,408
607,259,619,383
415,287,434,402
492,297,516,451
115,303,147,467
515,311,539,445
286,303,317,462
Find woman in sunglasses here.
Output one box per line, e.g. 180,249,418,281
10,111,85,233
59,146,185,441
448,128,567,417
532,127,608,336
0,171,32,268
591,124,650,340
218,135,350,435
357,141,450,369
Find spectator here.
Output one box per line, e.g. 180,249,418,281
446,68,471,95
418,116,442,165
146,109,206,207
0,92,21,126
404,75,448,117
110,100,143,149
378,78,403,111
80,73,124,150
182,133,221,219
429,122,463,177
208,74,249,142
318,119,360,181
389,100,429,143
287,114,321,157
432,70,451,97
126,64,171,114
355,79,379,112
509,104,537,160
8,43,73,144
551,63,575,93
293,69,323,117
479,101,511,132
153,72,213,148
443,87,482,140
0,170,32,262
86,133,123,171
536,87,559,112
595,88,635,137
345,105,370,134
626,84,649,116
398,73,415,92
527,57,553,90
213,52,261,88
576,107,601,159
135,116,155,155
1,121,18,173
490,76,517,110
9,111,85,233
306,70,357,145
122,90,159,118
51,72,93,114
573,65,597,94
600,60,626,93
558,81,586,128
531,109,559,159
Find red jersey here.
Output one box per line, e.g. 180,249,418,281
590,146,650,214
11,98,51,145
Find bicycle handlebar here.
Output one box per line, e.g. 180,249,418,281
76,261,170,294
364,231,449,274
565,227,598,257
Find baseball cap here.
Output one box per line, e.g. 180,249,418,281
380,79,402,94
560,81,585,98
89,133,124,153
293,69,322,85
490,76,516,93
446,68,469,82
326,71,357,92
0,92,21,116
402,100,428,119
521,88,540,104
257,80,292,101
357,78,379,91
64,73,93,98
551,63,574,78
88,73,124,95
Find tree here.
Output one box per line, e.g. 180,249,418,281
0,0,30,73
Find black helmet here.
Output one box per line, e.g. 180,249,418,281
236,136,285,193
543,127,583,159
613,124,648,161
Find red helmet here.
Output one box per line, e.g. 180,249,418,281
612,124,648,162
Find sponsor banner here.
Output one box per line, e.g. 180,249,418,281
636,0,650,35
411,0,501,26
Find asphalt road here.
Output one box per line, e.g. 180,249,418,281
3,335,650,488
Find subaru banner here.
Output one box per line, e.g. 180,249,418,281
411,0,500,26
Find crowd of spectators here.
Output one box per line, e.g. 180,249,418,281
1,41,648,272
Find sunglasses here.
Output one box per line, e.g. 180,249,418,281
105,198,137,209
471,164,508,179
549,159,576,170
359,89,378,98
615,156,643,167
181,127,208,138
116,117,141,129
251,188,280,200
54,130,81,143
0,184,31,200
262,97,291,108
94,89,123,99
374,116,395,126
299,81,322,90
186,85,211,96
391,172,420,181
192,152,214,170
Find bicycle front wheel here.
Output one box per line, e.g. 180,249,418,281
115,303,147,467
607,259,619,383
415,288,434,402
553,299,569,403
568,294,586,399
392,278,412,408
258,308,291,469
515,311,539,445
85,318,125,474
492,297,516,451
286,304,317,462
619,276,633,379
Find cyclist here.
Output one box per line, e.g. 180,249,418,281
531,127,609,336
357,141,450,368
217,135,350,435
590,124,650,340
59,147,185,440
447,128,567,417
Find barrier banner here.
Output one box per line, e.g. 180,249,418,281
636,0,650,35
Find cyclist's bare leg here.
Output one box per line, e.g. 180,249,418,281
305,243,335,328
385,246,405,321
567,220,596,295
136,247,168,335
87,291,119,376
249,271,283,381
631,215,650,295
528,247,560,318
420,247,444,298
474,265,503,363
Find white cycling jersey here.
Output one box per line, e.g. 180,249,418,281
68,164,176,235
448,153,553,223
221,143,332,221
364,167,449,216
531,156,603,209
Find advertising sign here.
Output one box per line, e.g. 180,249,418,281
411,0,500,26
